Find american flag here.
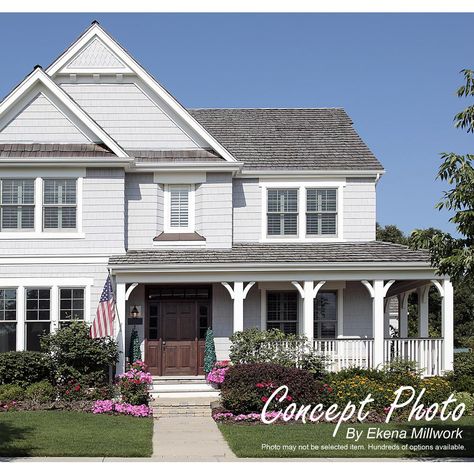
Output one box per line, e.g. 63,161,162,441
90,276,116,338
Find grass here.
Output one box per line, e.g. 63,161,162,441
0,411,153,457
218,416,474,458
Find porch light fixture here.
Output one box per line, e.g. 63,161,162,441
130,306,140,318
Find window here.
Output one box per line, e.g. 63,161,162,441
25,288,51,351
267,291,298,334
0,179,35,231
43,179,77,230
164,184,194,232
0,289,16,352
59,288,84,327
306,188,337,236
314,291,337,339
267,189,298,236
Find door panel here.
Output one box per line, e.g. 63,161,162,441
162,341,197,376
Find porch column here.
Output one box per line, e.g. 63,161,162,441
417,285,430,338
221,282,256,333
291,281,326,340
116,282,127,374
384,297,391,338
362,279,395,369
399,292,409,338
441,279,454,372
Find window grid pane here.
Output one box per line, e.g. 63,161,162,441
0,289,16,321
267,292,298,334
25,288,51,321
0,179,35,231
306,188,337,236
267,189,298,236
169,187,189,228
43,179,77,230
60,288,84,321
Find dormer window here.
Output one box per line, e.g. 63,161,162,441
164,184,195,233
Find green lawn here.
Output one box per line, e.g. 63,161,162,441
0,411,153,457
218,416,474,458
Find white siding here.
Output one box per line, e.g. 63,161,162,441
60,83,200,150
233,178,261,242
342,281,373,337
0,93,90,144
125,173,162,249
343,178,376,241
0,168,125,256
66,38,127,70
195,173,233,248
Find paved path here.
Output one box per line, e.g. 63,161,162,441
152,415,237,461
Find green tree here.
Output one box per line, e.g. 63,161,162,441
203,328,217,374
411,69,474,283
376,223,408,245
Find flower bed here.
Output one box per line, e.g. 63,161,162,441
92,399,151,417
206,360,230,387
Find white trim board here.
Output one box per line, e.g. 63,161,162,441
46,23,237,163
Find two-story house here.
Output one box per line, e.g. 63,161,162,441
0,22,453,380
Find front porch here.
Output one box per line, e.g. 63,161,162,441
114,277,453,377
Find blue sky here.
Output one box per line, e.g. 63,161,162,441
0,13,472,235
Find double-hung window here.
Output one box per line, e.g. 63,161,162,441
165,184,194,233
43,179,77,230
0,179,35,231
267,189,298,236
59,288,84,327
266,291,298,334
25,288,51,351
313,291,337,339
0,289,17,352
306,188,337,236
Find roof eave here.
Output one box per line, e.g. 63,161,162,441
238,169,385,177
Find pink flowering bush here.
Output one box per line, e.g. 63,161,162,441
92,399,151,417
116,360,152,406
213,411,282,422
206,360,230,386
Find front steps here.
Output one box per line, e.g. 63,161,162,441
151,397,218,418
150,376,220,399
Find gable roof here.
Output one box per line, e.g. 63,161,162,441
0,143,114,157
189,108,384,171
46,22,237,162
0,67,128,157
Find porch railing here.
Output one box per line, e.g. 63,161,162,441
384,338,444,376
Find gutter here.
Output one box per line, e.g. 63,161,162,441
0,157,134,167
238,169,386,178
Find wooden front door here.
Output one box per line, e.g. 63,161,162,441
145,286,211,376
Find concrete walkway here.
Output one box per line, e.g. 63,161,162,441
152,415,237,461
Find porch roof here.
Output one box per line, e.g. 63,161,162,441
109,242,430,267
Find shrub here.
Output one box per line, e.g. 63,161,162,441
453,391,474,414
418,376,452,405
116,360,152,406
204,328,217,374
220,363,322,414
206,360,230,386
229,328,326,377
447,352,474,393
25,381,55,404
40,320,118,386
0,351,51,387
0,384,25,403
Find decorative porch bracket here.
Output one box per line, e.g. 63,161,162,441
221,281,256,332
291,280,326,340
125,282,138,301
361,279,395,368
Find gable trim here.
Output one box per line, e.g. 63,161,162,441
0,68,129,158
46,23,237,162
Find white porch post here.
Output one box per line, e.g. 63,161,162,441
16,286,25,351
116,282,127,374
362,279,395,369
399,292,409,338
384,297,391,338
291,280,326,340
221,282,256,333
417,285,430,338
441,279,454,372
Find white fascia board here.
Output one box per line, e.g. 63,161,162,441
239,169,385,178
132,161,243,173
0,158,133,168
46,24,237,163
0,68,128,158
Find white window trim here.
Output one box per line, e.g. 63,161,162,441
0,278,92,351
260,180,345,242
0,171,84,239
163,183,195,233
